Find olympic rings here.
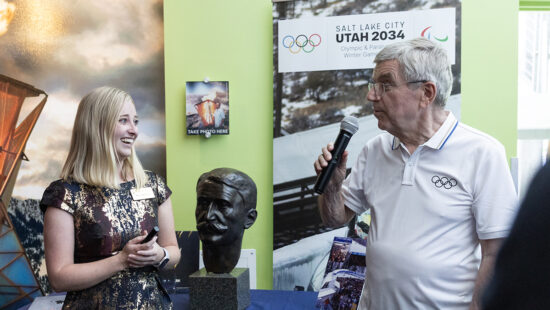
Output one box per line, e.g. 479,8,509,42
431,175,457,189
282,34,322,54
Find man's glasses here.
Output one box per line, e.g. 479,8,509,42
367,80,428,97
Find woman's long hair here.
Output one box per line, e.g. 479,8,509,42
61,86,147,189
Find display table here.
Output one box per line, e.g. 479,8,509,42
19,289,318,309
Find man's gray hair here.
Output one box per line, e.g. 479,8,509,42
374,37,453,107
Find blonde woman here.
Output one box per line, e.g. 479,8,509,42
40,87,180,309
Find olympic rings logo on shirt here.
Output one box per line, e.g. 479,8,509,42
282,34,322,54
431,175,457,189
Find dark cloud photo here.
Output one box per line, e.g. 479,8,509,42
0,0,166,199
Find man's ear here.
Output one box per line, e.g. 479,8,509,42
420,81,437,108
244,209,257,229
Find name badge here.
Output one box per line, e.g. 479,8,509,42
130,187,155,200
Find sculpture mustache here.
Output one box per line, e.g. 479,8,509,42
196,220,228,234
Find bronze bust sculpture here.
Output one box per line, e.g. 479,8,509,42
195,168,257,273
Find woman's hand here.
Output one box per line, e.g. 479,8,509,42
117,231,164,268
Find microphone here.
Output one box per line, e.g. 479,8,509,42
314,116,359,194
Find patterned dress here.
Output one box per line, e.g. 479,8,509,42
40,171,172,309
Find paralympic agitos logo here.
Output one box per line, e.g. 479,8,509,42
282,34,322,54
421,26,448,42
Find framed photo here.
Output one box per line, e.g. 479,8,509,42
186,81,229,135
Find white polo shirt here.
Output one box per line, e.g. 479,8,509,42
342,112,518,310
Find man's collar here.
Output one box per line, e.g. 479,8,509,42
391,112,458,150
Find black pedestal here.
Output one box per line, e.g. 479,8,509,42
189,268,250,310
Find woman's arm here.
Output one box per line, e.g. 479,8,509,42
133,197,181,269
44,207,152,292
155,197,181,269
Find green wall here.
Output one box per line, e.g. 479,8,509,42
164,0,274,289
462,0,518,160
165,0,518,290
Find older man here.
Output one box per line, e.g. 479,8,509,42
313,38,517,309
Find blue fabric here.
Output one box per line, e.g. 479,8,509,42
171,289,318,310
20,290,319,310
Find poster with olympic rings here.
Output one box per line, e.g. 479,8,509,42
278,8,455,73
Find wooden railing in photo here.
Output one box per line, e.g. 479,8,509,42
273,168,351,250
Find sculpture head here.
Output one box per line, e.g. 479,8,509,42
195,168,257,272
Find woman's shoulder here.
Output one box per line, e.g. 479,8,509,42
142,170,155,183
142,171,171,197
144,170,167,183
40,179,75,213
46,178,85,191
42,178,91,201
44,179,70,193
